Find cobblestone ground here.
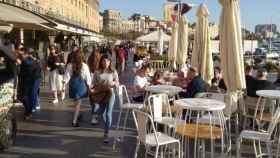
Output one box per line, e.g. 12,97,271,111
0,66,263,158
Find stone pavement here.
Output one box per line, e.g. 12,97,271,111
0,67,264,158
0,68,138,158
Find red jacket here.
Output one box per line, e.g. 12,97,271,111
118,48,126,63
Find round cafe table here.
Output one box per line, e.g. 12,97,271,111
145,85,183,96
174,98,227,158
174,98,225,111
256,90,280,99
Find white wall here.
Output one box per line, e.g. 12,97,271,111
243,40,258,53
211,40,258,54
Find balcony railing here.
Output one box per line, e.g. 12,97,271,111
1,0,88,28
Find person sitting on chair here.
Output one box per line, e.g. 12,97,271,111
133,65,150,102
179,67,206,98
274,68,280,88
211,67,227,92
151,70,163,85
249,68,275,97
245,65,257,97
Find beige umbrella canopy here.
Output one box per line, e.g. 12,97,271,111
219,0,246,113
176,16,188,69
168,23,178,69
219,0,246,92
191,4,213,84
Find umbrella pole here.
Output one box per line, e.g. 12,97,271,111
178,0,182,20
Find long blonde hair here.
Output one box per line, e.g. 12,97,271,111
72,49,84,75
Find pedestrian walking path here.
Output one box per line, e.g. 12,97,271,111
0,67,258,158
0,69,137,158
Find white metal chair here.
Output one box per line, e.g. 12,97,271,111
237,107,280,158
133,109,181,158
113,85,144,150
147,94,177,128
116,85,144,131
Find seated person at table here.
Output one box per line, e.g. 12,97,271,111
245,65,257,97
210,67,227,92
248,68,275,97
151,70,163,85
133,65,150,102
274,68,280,88
179,67,206,98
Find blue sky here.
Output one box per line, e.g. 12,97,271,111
100,0,280,31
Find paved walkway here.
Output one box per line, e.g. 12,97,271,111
0,68,138,158
0,66,262,158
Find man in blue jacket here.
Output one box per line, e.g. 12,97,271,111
180,67,206,98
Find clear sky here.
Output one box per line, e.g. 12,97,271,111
100,0,280,32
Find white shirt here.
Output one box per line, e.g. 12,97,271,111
64,63,92,86
134,75,148,89
133,75,148,96
92,70,119,87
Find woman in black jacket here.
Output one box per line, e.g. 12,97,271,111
47,45,65,104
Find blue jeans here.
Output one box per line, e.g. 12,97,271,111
31,79,41,110
96,90,115,134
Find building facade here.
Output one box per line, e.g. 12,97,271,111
103,9,121,32
5,0,101,33
209,23,219,39
255,24,277,37
121,20,135,33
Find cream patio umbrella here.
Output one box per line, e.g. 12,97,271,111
191,4,213,84
158,28,164,55
168,23,178,69
176,16,188,69
219,0,246,113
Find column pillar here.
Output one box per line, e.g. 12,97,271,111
20,28,24,44
48,36,55,45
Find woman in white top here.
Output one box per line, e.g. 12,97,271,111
64,50,92,127
92,54,119,143
133,65,150,102
47,45,65,104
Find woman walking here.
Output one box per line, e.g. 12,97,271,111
87,48,101,124
64,50,92,127
47,45,65,104
92,54,119,143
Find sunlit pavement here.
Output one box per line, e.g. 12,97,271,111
0,68,138,158
0,66,259,158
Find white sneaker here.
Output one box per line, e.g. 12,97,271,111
91,115,99,125
36,106,40,110
61,92,65,101
52,99,59,104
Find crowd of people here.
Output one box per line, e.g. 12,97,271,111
11,42,137,143
7,39,280,145
131,62,280,105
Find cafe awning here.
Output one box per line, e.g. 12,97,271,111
45,17,97,36
0,3,56,30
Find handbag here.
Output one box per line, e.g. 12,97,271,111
89,85,111,105
57,65,65,75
